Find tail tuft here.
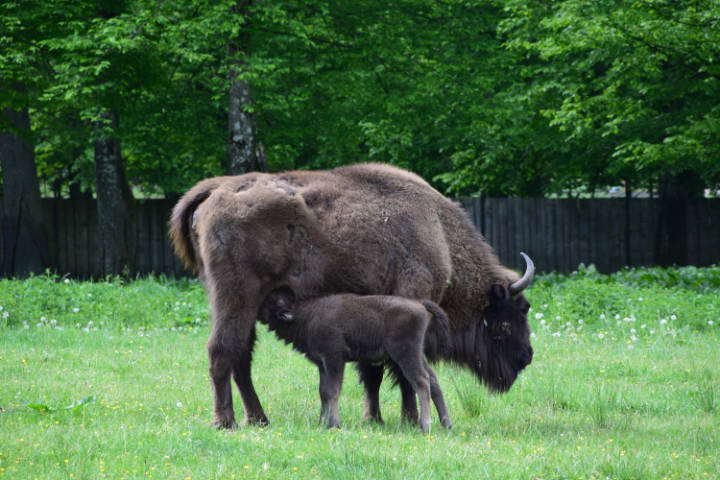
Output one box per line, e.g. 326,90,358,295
420,300,451,359
169,178,223,271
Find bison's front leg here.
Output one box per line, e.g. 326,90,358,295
357,362,384,424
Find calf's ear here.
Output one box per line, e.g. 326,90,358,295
489,284,508,305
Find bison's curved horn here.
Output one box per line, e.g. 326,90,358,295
509,252,535,295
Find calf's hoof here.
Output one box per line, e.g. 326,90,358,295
420,421,431,434
441,416,453,429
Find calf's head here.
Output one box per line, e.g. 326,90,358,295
261,288,296,323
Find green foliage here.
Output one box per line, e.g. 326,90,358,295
0,272,208,329
2,0,719,197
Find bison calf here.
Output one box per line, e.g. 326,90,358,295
260,289,452,433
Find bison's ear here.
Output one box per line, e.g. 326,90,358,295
489,284,508,305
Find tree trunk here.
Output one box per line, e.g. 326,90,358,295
654,170,705,266
93,109,135,276
0,104,49,277
226,0,267,175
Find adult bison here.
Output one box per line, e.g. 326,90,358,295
170,163,534,428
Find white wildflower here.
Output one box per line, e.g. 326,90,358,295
598,333,605,339
73,307,80,313
670,314,677,321
552,332,561,337
177,401,183,408
660,319,667,325
599,313,605,320
64,278,70,284
535,313,544,320
708,320,715,326
578,319,584,325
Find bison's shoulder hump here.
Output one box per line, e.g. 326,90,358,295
332,163,432,190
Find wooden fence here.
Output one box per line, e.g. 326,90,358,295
460,197,720,274
1,197,719,277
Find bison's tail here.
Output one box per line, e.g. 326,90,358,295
169,178,224,271
421,299,451,359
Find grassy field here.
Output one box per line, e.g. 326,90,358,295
1,267,719,479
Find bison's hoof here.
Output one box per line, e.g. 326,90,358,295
245,414,269,427
212,418,238,430
362,415,385,425
441,417,453,429
325,419,341,430
420,421,431,434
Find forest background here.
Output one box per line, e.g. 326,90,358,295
1,0,719,276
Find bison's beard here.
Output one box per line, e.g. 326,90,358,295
448,321,533,393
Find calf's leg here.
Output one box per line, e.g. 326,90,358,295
386,345,432,433
318,357,345,429
394,359,432,433
424,359,452,429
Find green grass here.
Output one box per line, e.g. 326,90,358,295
1,268,719,479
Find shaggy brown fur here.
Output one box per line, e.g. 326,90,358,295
260,289,452,432
170,163,534,428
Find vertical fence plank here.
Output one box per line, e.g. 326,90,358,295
73,199,89,278
161,200,176,277
135,200,150,275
